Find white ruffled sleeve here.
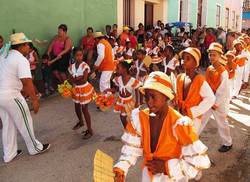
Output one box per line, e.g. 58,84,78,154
113,108,143,176
167,116,211,181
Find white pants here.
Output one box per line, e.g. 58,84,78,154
243,62,250,83
99,71,113,93
232,66,244,97
229,78,234,100
199,106,232,146
0,94,43,162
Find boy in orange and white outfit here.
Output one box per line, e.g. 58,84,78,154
177,47,215,133
114,71,211,182
199,43,233,153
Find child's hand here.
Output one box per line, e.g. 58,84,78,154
146,158,166,175
114,171,124,182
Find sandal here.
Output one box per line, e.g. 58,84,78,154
72,122,83,130
82,130,93,140
81,130,88,135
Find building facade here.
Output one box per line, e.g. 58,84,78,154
0,0,243,45
224,0,243,31
0,0,117,46
242,0,250,29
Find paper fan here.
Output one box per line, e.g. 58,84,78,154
93,150,114,182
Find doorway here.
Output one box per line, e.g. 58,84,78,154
145,2,153,29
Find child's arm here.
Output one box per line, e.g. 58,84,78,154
113,108,143,179
213,71,229,108
165,117,210,180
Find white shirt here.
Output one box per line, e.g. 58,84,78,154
94,43,105,67
215,70,230,107
190,81,215,118
0,50,31,97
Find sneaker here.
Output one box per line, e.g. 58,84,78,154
38,144,51,154
218,145,232,152
12,150,23,161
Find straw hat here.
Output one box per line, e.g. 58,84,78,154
123,26,130,31
208,42,223,54
94,32,105,38
151,56,163,64
10,33,32,45
233,39,242,47
219,55,227,66
139,71,174,100
225,51,236,59
180,47,201,67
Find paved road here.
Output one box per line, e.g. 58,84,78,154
0,89,249,182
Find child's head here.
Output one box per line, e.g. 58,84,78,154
87,27,94,37
0,35,3,49
164,45,174,58
73,47,83,62
113,24,118,30
136,49,146,61
208,43,223,65
181,47,201,70
140,71,174,114
105,25,111,33
233,40,243,52
117,60,132,75
225,51,235,63
138,23,144,30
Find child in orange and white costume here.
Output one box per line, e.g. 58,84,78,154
69,47,95,139
224,51,237,100
199,43,232,152
106,61,142,128
134,49,149,106
232,40,248,98
177,47,215,133
239,35,250,88
113,71,211,182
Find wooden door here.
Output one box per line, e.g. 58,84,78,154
145,2,153,29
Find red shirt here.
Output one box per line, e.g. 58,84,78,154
81,36,95,50
120,32,129,46
129,35,137,49
204,34,216,49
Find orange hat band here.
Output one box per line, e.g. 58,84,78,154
153,75,172,90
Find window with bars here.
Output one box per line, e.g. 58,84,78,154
179,0,183,22
236,15,239,30
216,5,221,27
232,11,236,28
123,0,131,26
225,8,229,29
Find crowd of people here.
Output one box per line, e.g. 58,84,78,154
0,20,250,182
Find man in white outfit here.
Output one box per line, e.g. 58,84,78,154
93,32,115,93
0,33,50,163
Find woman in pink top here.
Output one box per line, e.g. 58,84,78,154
47,24,73,83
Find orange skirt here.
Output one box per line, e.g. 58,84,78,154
114,95,135,117
72,82,95,105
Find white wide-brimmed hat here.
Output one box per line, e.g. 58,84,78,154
10,33,32,45
208,42,224,54
139,71,174,100
180,47,201,67
94,32,105,38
